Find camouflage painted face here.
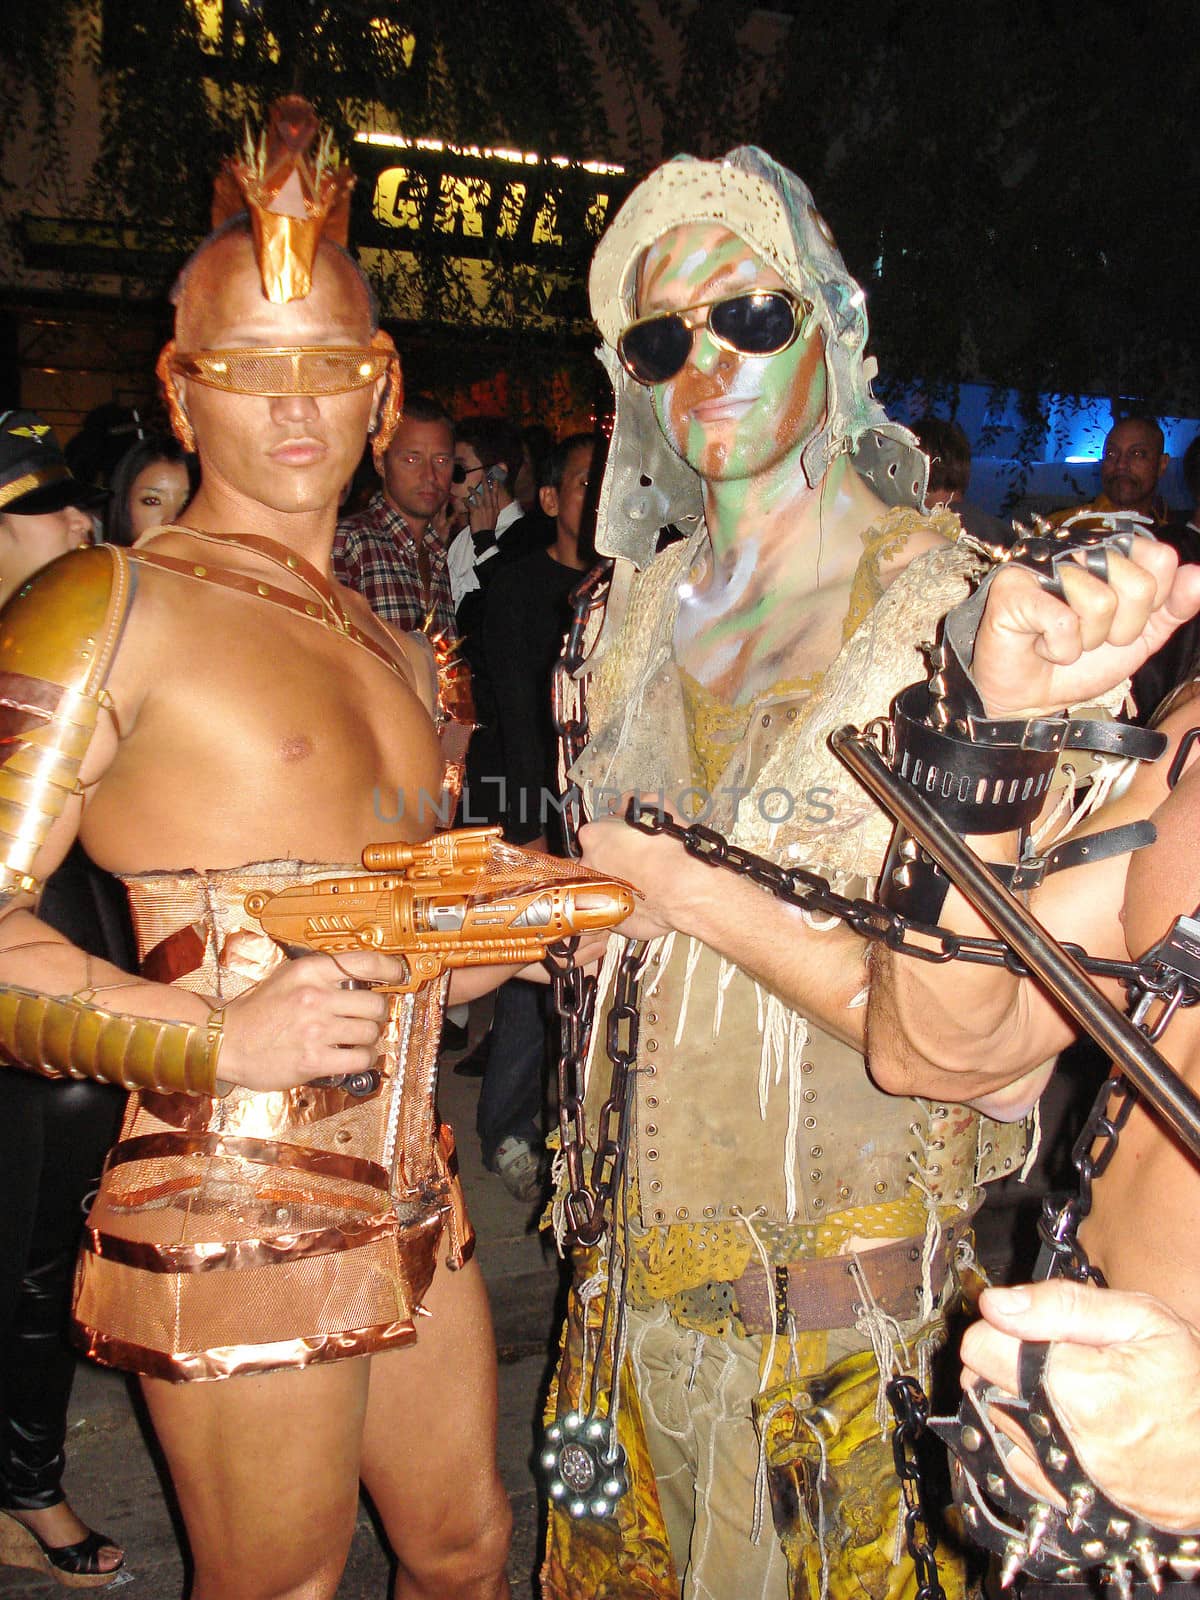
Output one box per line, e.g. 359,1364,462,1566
636,224,826,490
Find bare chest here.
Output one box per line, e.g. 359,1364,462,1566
672,576,853,704
85,584,442,870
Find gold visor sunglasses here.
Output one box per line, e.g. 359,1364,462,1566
170,347,391,396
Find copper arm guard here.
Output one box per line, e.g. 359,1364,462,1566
246,826,635,991
0,986,224,1095
0,546,195,1091
0,545,134,897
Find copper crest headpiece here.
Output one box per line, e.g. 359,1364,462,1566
212,94,355,304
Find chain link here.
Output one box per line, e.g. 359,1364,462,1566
624,801,1196,998
547,567,1192,1571
544,562,1200,1592
548,565,648,1250
546,942,601,1245
625,801,1196,1281
1037,1068,1138,1283
550,562,611,860
549,939,645,1247
888,1377,948,1600
547,638,1198,1254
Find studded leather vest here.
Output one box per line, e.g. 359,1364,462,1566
572,514,1029,1242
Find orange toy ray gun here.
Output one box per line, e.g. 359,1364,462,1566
244,826,635,994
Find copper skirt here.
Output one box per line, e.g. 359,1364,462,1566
73,860,472,1382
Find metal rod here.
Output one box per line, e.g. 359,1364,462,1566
831,726,1200,1163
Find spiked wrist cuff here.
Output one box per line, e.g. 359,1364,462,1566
880,677,1164,922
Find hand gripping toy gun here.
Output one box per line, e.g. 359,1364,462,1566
244,826,635,993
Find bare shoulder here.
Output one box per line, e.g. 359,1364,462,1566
876,506,964,590
131,524,199,558
387,624,437,713
334,583,436,712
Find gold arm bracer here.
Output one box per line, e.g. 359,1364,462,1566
0,545,135,897
0,986,224,1095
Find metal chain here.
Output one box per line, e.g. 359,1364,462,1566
623,800,1192,1572
547,944,600,1245
549,938,645,1248
624,802,1197,1001
545,692,1197,1254
548,563,644,1250
625,801,1190,1284
550,561,611,860
888,1377,948,1600
546,565,1191,1567
544,563,1200,1578
1036,1068,1138,1283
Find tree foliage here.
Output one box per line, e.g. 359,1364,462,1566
748,0,1199,415
3,0,1197,425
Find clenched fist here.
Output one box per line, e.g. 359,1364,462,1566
970,537,1200,720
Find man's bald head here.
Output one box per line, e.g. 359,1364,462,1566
171,218,378,348
1100,414,1167,517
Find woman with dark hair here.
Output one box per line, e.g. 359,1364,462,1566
103,433,197,547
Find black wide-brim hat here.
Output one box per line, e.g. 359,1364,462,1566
0,409,107,516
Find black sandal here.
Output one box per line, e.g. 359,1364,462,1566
0,1508,126,1589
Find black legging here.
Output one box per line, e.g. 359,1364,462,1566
0,1072,123,1507
0,843,134,1510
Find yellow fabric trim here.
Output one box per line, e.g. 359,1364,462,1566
678,669,819,793
622,1194,940,1333
672,504,961,794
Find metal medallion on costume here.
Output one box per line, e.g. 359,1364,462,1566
74,859,471,1382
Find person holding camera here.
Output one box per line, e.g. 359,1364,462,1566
446,415,547,610
447,417,546,829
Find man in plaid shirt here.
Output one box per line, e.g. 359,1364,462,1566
333,393,458,641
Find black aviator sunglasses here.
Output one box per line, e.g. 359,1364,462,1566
617,289,808,387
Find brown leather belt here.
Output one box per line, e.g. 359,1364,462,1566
731,1221,968,1335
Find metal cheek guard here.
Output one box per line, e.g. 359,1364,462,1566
932,1341,1200,1593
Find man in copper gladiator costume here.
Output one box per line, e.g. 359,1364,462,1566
0,100,632,1600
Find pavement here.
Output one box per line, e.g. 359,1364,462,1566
0,1000,566,1599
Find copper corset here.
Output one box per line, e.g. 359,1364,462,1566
73,859,471,1382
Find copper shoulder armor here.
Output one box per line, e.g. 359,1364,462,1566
0,544,135,896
